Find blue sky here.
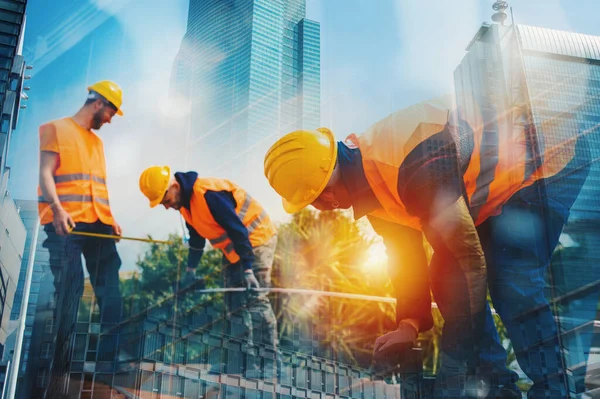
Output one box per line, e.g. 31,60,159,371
7,0,600,269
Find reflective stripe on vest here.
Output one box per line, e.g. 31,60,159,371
207,197,266,248
239,194,251,218
247,210,267,233
223,242,235,255
53,173,107,185
38,195,110,206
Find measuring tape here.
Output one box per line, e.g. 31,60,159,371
68,227,173,245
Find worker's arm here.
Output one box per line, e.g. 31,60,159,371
368,215,433,333
38,124,74,235
204,191,255,272
185,222,206,272
368,216,432,355
422,196,487,317
398,124,487,321
372,199,488,357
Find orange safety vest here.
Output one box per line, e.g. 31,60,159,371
348,97,577,229
462,107,578,225
180,178,276,264
37,118,114,226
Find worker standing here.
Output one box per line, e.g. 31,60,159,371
263,96,591,398
139,166,279,379
37,81,125,363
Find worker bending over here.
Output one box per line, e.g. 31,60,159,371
139,166,279,378
264,96,590,398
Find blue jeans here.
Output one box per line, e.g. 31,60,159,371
430,232,521,395
478,198,569,398
44,221,123,332
431,191,585,398
433,130,593,398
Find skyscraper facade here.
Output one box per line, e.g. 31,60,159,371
0,0,31,394
61,289,422,398
0,0,29,181
455,22,600,396
0,192,25,348
0,200,45,398
170,0,320,179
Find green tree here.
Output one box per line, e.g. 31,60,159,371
120,233,224,318
273,209,399,367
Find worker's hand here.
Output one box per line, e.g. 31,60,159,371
112,222,122,242
180,269,197,288
52,206,75,236
244,270,260,290
373,321,419,356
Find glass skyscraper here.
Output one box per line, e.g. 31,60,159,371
170,0,320,180
455,23,600,396
0,200,45,398
0,0,32,394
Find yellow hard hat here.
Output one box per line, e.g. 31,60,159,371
139,165,171,208
87,80,124,116
264,128,337,213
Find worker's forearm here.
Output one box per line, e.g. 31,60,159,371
424,197,487,315
187,247,204,269
39,169,61,209
368,215,433,332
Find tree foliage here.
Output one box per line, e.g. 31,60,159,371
120,233,223,318
272,209,401,367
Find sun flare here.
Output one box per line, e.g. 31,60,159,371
363,241,388,273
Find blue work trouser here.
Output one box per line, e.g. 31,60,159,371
432,140,593,398
429,231,521,396
480,198,569,398
44,221,123,362
432,195,583,398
